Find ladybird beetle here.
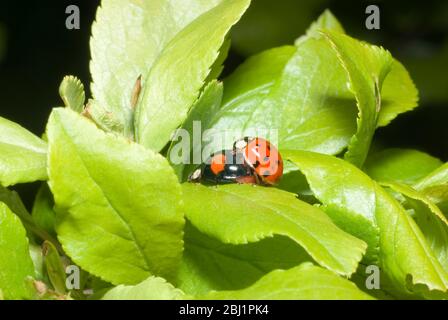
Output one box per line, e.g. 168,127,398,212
188,149,256,184
233,137,283,185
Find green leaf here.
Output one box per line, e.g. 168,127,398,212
378,60,419,127
178,223,311,295
383,182,448,275
42,241,66,294
168,80,224,181
206,38,357,155
302,12,419,130
203,15,415,166
84,99,129,136
29,244,45,281
0,116,47,186
0,186,59,249
222,45,295,108
0,186,33,226
101,276,185,300
210,45,296,152
202,12,354,156
182,183,366,277
206,38,231,83
200,263,374,300
276,162,314,197
91,0,226,136
102,263,373,300
295,9,345,45
47,108,184,285
284,150,380,262
365,148,443,184
32,184,56,237
135,0,250,152
414,163,448,205
284,150,448,296
301,12,418,141
59,76,85,113
0,202,35,299
322,31,393,167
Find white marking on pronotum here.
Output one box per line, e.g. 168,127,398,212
189,168,202,181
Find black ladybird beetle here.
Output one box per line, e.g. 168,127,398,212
188,149,256,184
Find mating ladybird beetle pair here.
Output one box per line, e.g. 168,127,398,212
188,137,283,185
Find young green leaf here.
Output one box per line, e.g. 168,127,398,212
414,163,448,205
206,38,231,83
0,202,35,299
83,99,130,137
101,276,185,300
178,223,311,295
206,38,357,155
378,60,419,127
223,45,296,107
301,11,419,130
182,183,366,277
59,76,85,113
136,0,251,152
322,31,393,167
0,116,47,186
365,148,443,184
205,45,296,153
301,12,418,130
32,184,56,237
200,263,374,300
42,241,66,294
0,186,59,249
91,0,225,136
200,11,351,156
295,9,345,45
284,150,448,297
29,244,45,281
47,108,184,285
202,14,416,165
382,182,448,279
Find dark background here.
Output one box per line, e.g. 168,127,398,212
0,0,447,206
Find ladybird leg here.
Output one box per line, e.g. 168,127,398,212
253,172,262,185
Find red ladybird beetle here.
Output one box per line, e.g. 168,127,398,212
233,137,283,185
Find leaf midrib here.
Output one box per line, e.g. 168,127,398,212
0,140,47,155
58,120,151,272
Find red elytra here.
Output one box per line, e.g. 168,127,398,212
234,137,283,185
